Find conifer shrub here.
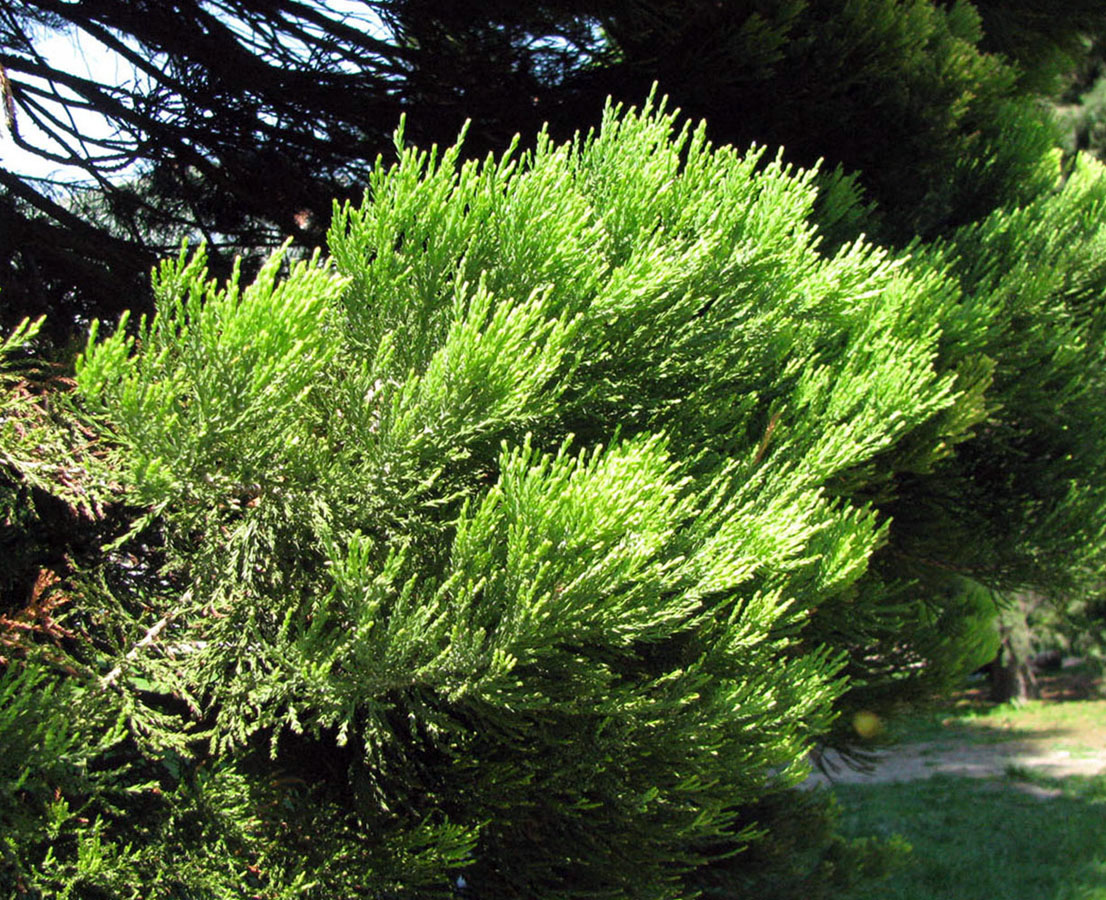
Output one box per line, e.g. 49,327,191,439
4,96,1105,897
904,151,1106,590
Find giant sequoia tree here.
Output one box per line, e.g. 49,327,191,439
5,91,1106,897
4,2,1106,896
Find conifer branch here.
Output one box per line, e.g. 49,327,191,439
99,590,190,690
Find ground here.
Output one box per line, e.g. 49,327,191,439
807,663,1106,793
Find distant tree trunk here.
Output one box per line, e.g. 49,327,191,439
989,594,1040,703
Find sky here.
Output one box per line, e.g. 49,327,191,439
0,1,387,185
0,26,138,183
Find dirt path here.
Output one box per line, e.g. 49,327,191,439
807,736,1106,787
806,687,1106,789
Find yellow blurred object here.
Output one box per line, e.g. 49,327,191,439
852,710,883,739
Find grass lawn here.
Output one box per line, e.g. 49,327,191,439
883,663,1106,742
833,667,1106,899
833,773,1106,899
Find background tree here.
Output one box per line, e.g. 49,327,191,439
0,0,601,336
1055,34,1106,159
6,0,1106,336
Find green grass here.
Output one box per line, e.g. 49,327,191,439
832,772,1106,899
832,668,1106,899
879,664,1106,749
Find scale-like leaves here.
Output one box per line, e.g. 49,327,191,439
44,95,1106,897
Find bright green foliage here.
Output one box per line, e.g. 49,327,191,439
39,97,996,898
77,243,349,512
4,92,1104,896
825,152,1106,714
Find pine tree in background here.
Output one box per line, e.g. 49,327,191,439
6,0,1106,332
963,0,1106,91
1055,34,1106,159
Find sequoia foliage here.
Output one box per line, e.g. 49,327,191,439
4,87,1105,896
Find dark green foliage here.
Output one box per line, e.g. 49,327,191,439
712,789,912,899
0,316,113,661
964,0,1106,91
907,153,1106,591
587,0,1061,243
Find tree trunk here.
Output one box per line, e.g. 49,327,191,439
989,594,1040,703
